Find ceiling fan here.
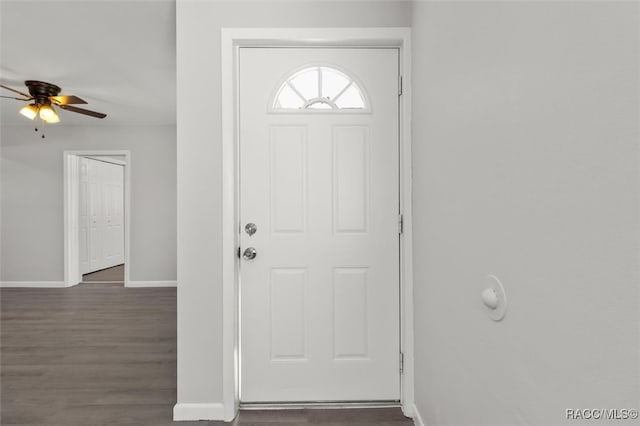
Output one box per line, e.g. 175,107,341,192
1,80,107,124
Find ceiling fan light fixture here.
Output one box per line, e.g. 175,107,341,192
44,112,60,124
19,104,39,120
3,81,107,124
39,104,60,123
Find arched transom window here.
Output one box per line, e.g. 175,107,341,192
273,66,368,111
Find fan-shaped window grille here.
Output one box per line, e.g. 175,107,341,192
273,66,367,111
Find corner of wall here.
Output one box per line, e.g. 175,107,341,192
412,403,426,426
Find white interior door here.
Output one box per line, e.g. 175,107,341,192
85,158,125,274
240,48,400,402
88,158,104,272
79,157,91,274
104,163,124,267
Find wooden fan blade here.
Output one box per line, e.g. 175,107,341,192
0,95,31,101
0,84,31,99
51,95,88,105
59,104,106,118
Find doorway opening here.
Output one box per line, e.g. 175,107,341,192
64,150,131,287
238,46,401,404
82,265,124,283
216,28,413,422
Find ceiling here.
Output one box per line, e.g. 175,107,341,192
0,0,176,127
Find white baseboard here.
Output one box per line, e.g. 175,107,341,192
173,403,225,421
412,403,426,426
1,281,178,288
126,280,177,288
0,281,67,288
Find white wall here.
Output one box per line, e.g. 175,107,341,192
411,2,639,425
1,125,177,282
176,0,410,411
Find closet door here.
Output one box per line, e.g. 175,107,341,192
87,159,104,272
79,158,91,274
84,158,125,274
104,162,125,268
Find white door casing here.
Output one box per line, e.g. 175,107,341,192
239,48,400,402
64,150,132,288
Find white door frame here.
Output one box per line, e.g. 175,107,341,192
63,150,131,287
221,28,413,422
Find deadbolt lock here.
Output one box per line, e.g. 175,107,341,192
245,222,257,236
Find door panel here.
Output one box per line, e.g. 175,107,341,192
88,159,103,272
103,163,124,268
79,158,91,274
270,268,308,360
333,267,368,359
270,126,307,233
240,48,399,402
84,158,125,274
333,126,368,233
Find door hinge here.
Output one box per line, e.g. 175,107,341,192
398,214,404,234
237,246,241,259
398,75,403,96
399,352,404,374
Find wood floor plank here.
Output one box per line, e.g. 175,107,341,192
82,264,125,282
1,284,413,425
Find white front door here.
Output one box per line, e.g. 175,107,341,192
239,47,400,402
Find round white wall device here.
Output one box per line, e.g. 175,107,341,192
482,274,507,321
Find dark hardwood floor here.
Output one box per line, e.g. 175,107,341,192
82,264,125,282
1,283,176,425
1,283,413,425
234,408,413,425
